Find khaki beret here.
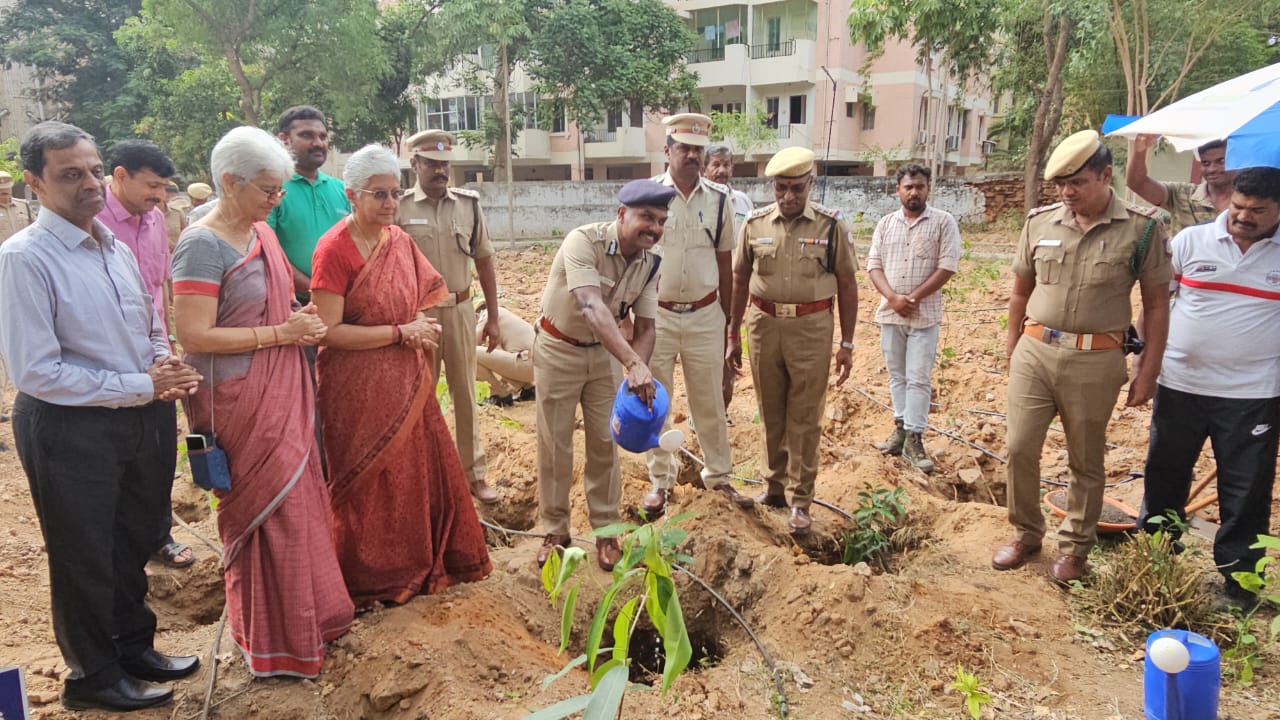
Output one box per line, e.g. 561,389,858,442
0,170,12,189
764,147,815,178
187,182,213,200
662,113,712,147
1044,129,1102,180
407,129,455,161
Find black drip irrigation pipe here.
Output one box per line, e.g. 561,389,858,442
478,518,792,718
848,385,1007,464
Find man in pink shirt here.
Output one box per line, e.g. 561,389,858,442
97,140,196,570
99,141,175,334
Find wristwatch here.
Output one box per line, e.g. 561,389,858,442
839,340,854,350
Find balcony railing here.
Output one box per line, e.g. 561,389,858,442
687,46,727,64
776,125,790,139
749,40,795,59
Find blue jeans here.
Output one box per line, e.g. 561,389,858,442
879,323,940,433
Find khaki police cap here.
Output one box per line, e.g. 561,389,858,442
1044,129,1102,180
662,113,712,147
187,182,213,200
407,129,456,161
764,147,815,178
0,170,11,189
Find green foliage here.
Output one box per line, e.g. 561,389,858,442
0,138,20,177
949,665,992,720
526,0,699,132
847,0,1001,80
1225,534,1280,685
708,104,776,158
530,513,697,719
841,485,908,570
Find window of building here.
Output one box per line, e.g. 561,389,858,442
712,103,724,113
766,17,782,51
551,106,566,134
961,109,971,139
861,102,876,131
424,96,487,132
629,102,644,128
918,97,930,132
789,95,806,124
765,97,779,128
845,101,855,118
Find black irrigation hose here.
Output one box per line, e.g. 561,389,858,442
847,385,1009,464
477,518,792,718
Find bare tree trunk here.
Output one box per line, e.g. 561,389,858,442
1023,10,1074,213
502,44,515,248
492,47,511,184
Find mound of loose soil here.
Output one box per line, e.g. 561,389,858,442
3,241,1277,719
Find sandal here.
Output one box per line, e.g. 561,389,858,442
153,542,196,568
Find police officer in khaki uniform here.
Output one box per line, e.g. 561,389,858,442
475,302,535,405
0,170,35,243
727,147,859,536
640,113,753,516
398,129,501,504
994,130,1172,583
535,180,667,572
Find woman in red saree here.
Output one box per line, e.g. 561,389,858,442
310,144,491,607
171,126,353,678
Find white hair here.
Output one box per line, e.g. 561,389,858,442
209,126,294,195
343,144,401,190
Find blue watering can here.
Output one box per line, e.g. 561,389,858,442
610,378,685,453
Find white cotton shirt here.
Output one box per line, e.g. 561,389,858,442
1160,211,1280,399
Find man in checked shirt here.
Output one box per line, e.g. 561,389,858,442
867,164,962,473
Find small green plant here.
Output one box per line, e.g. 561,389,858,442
841,485,908,570
526,513,697,719
475,381,491,404
949,665,992,719
1224,534,1280,685
497,417,523,430
436,379,451,412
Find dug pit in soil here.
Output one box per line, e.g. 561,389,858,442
627,623,726,684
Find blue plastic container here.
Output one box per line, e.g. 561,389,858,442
1143,629,1220,720
610,378,670,453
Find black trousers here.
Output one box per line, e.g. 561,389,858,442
1139,384,1279,587
13,393,177,690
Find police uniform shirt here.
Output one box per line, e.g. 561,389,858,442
0,199,34,243
653,172,733,303
539,221,660,342
1160,181,1216,232
1012,190,1171,334
734,201,859,304
397,186,494,293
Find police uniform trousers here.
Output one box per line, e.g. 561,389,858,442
747,304,834,508
1139,384,1280,585
534,331,623,536
646,302,733,491
13,393,177,691
429,300,486,485
476,348,534,398
1006,334,1127,556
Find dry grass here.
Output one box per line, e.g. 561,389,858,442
1075,530,1217,633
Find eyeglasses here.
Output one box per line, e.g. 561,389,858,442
356,188,405,202
244,181,286,200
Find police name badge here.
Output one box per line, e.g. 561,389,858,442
1036,238,1062,247
407,218,429,225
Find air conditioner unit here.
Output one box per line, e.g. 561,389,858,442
916,131,929,146
945,135,960,152
981,139,997,156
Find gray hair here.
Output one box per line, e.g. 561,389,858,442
21,121,95,177
209,126,294,195
705,143,733,160
343,144,401,190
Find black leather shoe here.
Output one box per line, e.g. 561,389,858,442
517,386,536,402
62,676,174,711
120,649,200,682
754,491,788,509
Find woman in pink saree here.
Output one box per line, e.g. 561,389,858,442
311,144,491,608
171,127,353,678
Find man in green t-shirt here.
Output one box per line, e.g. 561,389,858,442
268,105,351,298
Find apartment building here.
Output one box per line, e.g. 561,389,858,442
415,0,997,182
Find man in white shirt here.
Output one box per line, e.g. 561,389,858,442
1138,166,1280,608
704,144,753,227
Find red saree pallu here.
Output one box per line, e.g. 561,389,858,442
315,223,492,607
183,222,353,678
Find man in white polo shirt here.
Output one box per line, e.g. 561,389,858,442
1138,166,1280,608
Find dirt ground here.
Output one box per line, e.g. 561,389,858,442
2,236,1279,720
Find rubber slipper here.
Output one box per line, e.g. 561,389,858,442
153,542,196,568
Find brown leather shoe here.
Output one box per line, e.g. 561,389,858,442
470,478,500,504
788,507,811,535
1048,554,1089,584
640,487,671,518
754,491,788,509
597,537,622,571
991,540,1041,570
536,534,571,567
713,483,755,509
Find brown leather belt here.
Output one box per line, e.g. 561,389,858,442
538,316,600,347
749,295,833,318
659,289,718,314
1023,321,1122,351
437,288,471,308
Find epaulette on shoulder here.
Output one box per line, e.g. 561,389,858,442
748,204,774,220
1125,201,1163,219
451,187,479,199
1027,201,1063,218
811,202,842,220
701,177,729,195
